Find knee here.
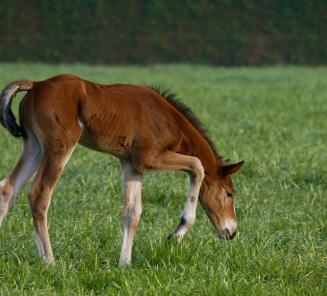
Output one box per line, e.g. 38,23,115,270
124,206,142,229
133,205,142,221
191,158,205,181
126,206,142,220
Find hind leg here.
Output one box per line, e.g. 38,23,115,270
28,139,78,264
0,132,42,226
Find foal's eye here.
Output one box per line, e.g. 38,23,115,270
226,192,233,198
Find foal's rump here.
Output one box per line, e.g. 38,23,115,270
0,75,83,140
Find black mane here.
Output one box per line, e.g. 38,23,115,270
152,87,223,161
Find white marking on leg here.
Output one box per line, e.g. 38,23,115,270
119,162,143,267
175,159,204,242
10,134,42,203
35,232,45,258
119,221,132,266
119,180,142,266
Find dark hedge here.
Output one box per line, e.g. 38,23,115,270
0,0,326,65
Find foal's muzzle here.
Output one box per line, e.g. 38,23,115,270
219,219,237,240
219,229,237,240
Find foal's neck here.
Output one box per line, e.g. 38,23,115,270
182,134,222,177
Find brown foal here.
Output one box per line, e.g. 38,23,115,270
0,74,243,266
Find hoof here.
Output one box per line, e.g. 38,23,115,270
43,256,55,265
119,261,131,268
167,232,184,244
167,232,174,241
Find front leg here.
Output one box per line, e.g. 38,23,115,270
119,161,143,267
132,150,204,243
168,161,204,243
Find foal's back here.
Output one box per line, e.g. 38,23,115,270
20,74,188,160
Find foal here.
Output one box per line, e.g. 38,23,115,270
0,75,243,266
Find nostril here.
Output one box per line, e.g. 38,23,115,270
218,229,236,240
224,228,236,240
229,230,236,240
222,219,237,237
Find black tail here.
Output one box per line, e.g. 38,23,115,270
0,80,34,138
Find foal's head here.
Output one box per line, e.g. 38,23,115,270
199,161,244,240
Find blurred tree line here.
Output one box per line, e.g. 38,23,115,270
0,0,326,65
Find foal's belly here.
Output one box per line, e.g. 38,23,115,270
78,129,132,159
76,99,138,159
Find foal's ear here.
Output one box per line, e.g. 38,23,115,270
219,161,244,177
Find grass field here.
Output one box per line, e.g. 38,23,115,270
0,64,326,295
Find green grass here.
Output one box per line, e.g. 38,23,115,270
0,63,326,295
